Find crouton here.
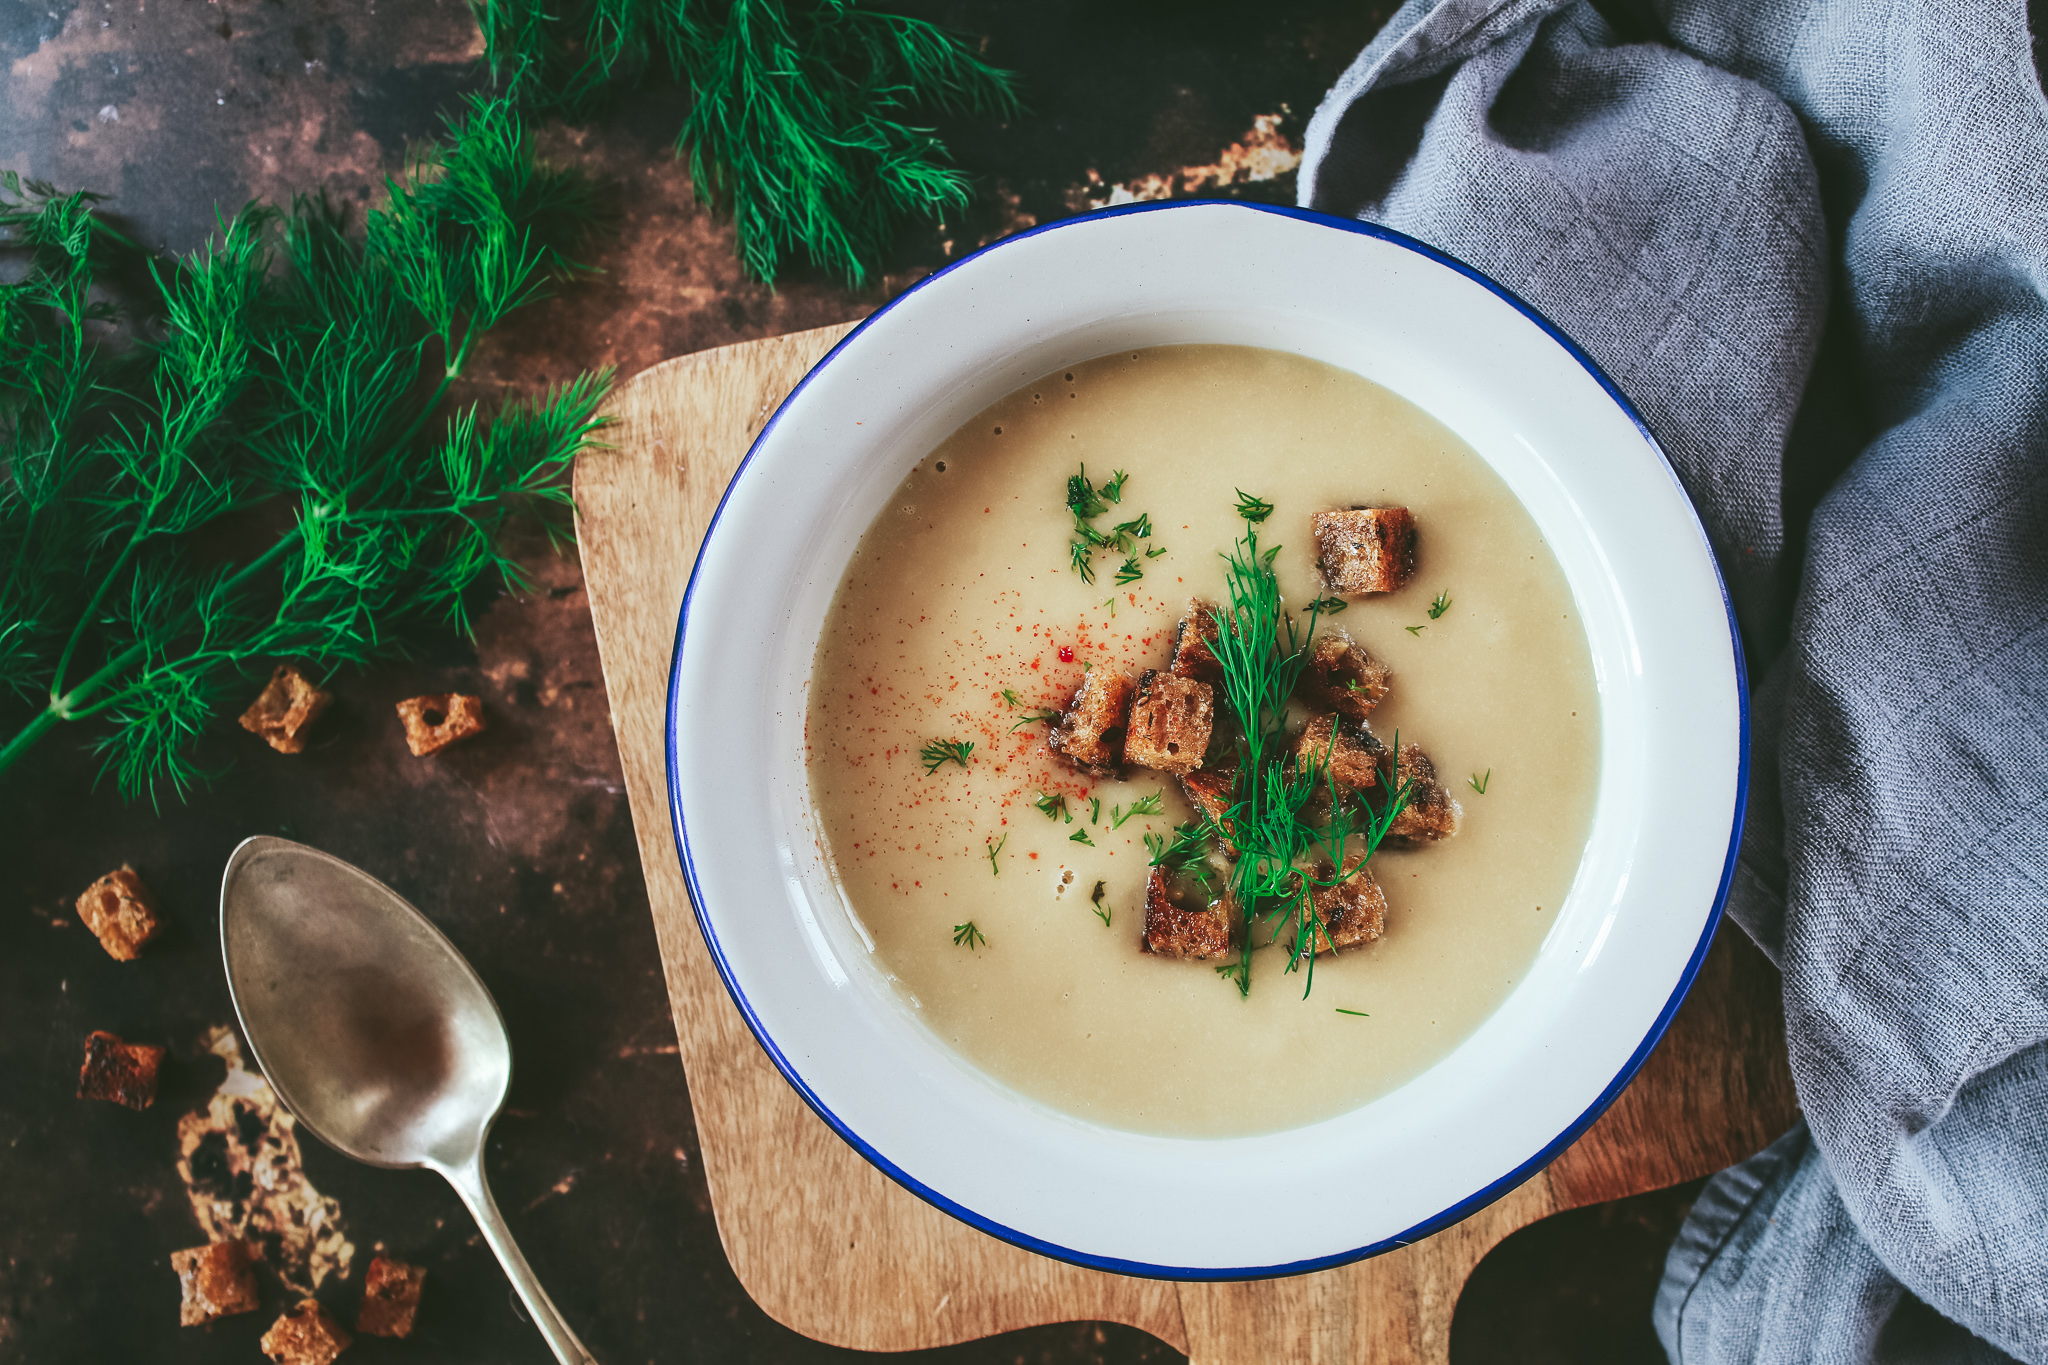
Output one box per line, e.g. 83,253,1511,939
1046,669,1132,777
172,1241,261,1326
1140,867,1235,960
1123,669,1214,775
74,865,161,961
1313,506,1417,595
1305,862,1389,954
1178,768,1240,858
1168,599,1224,681
1383,741,1462,844
261,1299,352,1365
394,693,485,757
77,1030,163,1110
356,1256,425,1338
238,664,333,754
1291,713,1383,792
1297,627,1392,720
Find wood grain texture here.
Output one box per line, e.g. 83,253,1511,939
573,323,1800,1362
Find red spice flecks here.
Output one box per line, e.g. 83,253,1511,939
1058,646,1074,663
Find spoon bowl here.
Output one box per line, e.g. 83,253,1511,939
221,836,595,1363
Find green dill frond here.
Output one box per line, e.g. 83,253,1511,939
476,0,1015,287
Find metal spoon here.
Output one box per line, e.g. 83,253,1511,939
220,836,597,1365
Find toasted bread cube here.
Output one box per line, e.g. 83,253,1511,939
356,1256,425,1338
1123,670,1214,775
1168,599,1224,681
395,693,485,757
74,865,161,961
1178,768,1240,859
1292,713,1383,792
172,1241,261,1326
1314,507,1417,596
1140,867,1235,960
261,1299,352,1365
1298,628,1392,719
1046,669,1132,777
1304,862,1389,954
238,665,333,754
1383,741,1462,844
77,1030,163,1110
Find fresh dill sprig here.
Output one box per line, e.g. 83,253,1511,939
1089,879,1112,927
1469,769,1490,794
1111,791,1163,829
953,920,987,948
1335,1008,1369,1017
1088,796,1101,824
919,737,973,773
1145,821,1214,888
1066,465,1109,519
1429,590,1452,619
984,834,1005,875
1068,538,1098,585
1100,469,1128,503
1110,512,1151,547
1114,556,1143,586
1145,544,1168,558
1233,489,1275,523
1069,827,1094,846
1032,790,1070,822
1305,595,1347,614
1001,687,1023,706
1010,707,1059,733
476,0,1019,288
1405,624,1425,636
0,97,609,802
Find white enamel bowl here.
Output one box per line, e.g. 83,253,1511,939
666,200,1745,1277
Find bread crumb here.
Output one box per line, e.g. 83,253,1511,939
74,865,161,961
394,693,485,756
239,665,333,754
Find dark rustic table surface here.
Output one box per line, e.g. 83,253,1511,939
0,1,1774,1361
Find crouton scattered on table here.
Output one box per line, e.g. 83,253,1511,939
1313,507,1417,596
1046,669,1132,777
1141,867,1235,960
1298,627,1392,720
77,1030,163,1110
171,1241,261,1326
394,693,485,757
238,664,333,754
74,865,161,961
356,1256,425,1338
261,1299,352,1365
1123,669,1214,775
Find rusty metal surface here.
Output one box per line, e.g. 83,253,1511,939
0,1,1744,1360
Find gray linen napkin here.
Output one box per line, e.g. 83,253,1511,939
1298,0,2048,1358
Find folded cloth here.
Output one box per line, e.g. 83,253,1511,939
1299,0,2048,1359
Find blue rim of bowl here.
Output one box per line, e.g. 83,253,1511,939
663,198,1750,1281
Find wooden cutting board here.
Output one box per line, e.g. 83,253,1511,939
572,323,1800,1362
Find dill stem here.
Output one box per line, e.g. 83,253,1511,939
47,528,146,702
0,523,308,778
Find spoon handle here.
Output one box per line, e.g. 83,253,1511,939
441,1154,599,1364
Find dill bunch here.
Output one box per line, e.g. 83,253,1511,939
0,93,611,803
472,0,1018,287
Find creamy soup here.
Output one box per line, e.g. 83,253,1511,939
805,345,1598,1137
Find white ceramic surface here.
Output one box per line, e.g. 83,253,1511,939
666,200,1745,1277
